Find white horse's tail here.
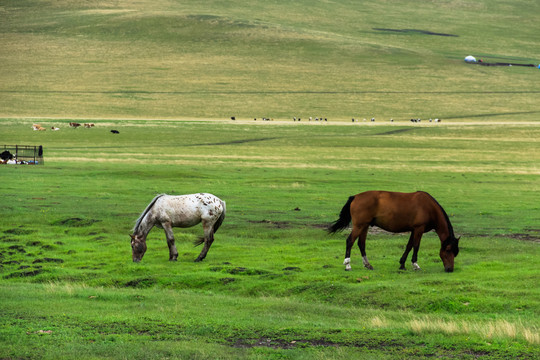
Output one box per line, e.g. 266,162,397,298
213,199,226,234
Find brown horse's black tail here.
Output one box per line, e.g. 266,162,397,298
328,196,355,234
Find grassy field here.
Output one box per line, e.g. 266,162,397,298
1,0,539,359
1,0,539,121
1,119,539,359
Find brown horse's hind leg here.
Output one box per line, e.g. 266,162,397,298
195,222,214,262
357,227,373,270
344,230,358,271
344,225,371,271
163,223,178,261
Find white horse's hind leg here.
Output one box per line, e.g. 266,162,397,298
194,221,214,262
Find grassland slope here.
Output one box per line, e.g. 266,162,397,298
1,0,539,120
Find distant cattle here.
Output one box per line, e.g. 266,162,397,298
51,126,60,131
69,122,81,128
110,130,120,134
83,123,95,128
32,124,46,131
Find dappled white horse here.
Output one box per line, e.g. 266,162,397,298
130,193,226,262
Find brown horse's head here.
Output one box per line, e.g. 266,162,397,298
440,236,460,272
130,234,147,262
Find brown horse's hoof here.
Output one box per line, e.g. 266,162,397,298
365,264,374,270
194,258,203,262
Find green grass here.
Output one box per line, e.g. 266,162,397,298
1,0,539,358
1,0,539,120
1,119,539,359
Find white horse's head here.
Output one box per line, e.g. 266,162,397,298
130,234,147,262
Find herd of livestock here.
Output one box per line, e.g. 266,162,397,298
31,122,95,131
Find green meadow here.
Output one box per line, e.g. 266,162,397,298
1,0,539,120
1,0,539,359
1,120,539,359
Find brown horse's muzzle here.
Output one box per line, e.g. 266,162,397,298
440,248,455,273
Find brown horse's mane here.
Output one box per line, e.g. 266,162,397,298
422,192,456,240
133,194,166,234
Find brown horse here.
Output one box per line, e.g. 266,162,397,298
328,191,460,272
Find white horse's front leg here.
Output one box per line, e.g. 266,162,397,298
163,223,178,261
343,257,351,271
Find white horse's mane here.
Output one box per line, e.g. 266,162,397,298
133,194,166,234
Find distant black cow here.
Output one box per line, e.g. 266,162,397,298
110,130,120,134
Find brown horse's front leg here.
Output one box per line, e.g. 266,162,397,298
400,229,423,270
399,233,414,270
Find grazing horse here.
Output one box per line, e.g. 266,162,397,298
328,191,460,272
130,193,226,263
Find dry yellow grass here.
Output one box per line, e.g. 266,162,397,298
408,317,539,344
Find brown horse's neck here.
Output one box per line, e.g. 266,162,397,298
435,213,452,242
428,195,455,243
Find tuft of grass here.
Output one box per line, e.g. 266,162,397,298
409,317,539,345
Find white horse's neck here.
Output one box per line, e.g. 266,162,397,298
134,212,154,239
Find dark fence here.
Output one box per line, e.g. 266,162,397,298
0,145,44,165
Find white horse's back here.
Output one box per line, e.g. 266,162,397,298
153,193,225,228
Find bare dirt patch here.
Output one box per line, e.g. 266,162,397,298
248,219,291,229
